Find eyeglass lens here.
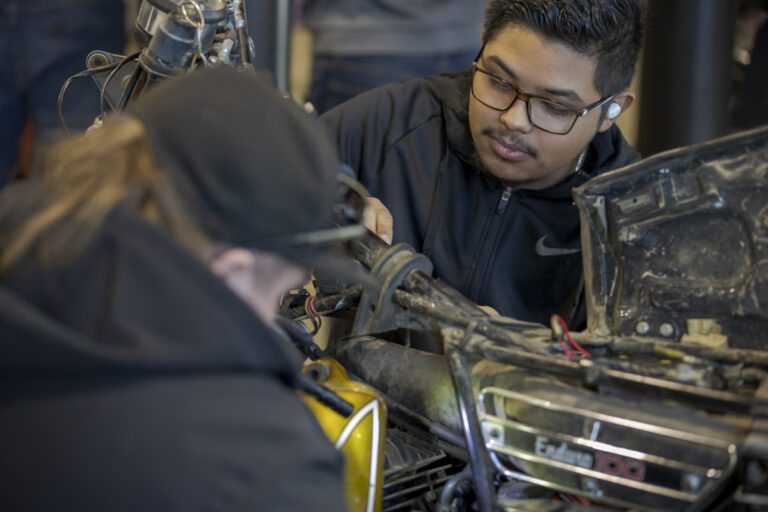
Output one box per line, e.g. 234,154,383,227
472,69,578,134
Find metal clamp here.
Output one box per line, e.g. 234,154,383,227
351,243,433,335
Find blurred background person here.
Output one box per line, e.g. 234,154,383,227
300,0,487,113
0,0,126,186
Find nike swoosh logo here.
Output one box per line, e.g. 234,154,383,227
535,236,581,257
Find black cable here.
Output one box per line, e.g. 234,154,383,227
271,317,354,418
438,468,473,512
303,297,320,336
117,64,144,111
296,374,354,418
57,62,120,137
274,315,332,361
100,52,141,118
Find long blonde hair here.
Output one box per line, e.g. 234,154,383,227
0,117,204,274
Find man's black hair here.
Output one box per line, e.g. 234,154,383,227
483,0,648,98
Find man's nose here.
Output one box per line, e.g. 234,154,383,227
499,96,534,133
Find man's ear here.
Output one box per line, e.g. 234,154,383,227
598,91,635,133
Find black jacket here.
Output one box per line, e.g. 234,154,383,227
321,70,640,328
0,209,347,511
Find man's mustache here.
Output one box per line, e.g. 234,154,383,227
482,128,539,158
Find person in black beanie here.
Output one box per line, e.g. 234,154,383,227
0,67,364,511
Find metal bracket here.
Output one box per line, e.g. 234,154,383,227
351,243,433,336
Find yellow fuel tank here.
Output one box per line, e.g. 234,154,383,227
300,358,386,512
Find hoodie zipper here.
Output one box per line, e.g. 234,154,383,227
466,185,514,300
496,185,513,214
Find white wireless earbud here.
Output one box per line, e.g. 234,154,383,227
607,102,621,120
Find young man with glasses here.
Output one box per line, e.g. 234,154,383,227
320,0,647,329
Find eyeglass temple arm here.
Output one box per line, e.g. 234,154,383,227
580,95,616,117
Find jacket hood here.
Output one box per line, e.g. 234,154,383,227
433,70,641,198
0,207,301,381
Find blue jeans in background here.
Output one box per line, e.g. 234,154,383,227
0,0,125,186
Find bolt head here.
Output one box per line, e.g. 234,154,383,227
635,321,651,335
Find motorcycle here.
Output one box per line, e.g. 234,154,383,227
290,124,768,512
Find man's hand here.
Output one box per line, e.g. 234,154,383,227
478,305,500,316
363,197,393,245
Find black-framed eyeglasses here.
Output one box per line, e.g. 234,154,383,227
471,52,614,135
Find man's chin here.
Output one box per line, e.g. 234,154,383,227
473,147,573,190
473,151,533,187
490,171,537,188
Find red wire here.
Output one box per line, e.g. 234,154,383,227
308,297,322,329
304,297,320,334
560,340,574,359
554,315,591,358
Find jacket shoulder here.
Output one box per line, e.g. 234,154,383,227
320,75,449,142
319,73,467,186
